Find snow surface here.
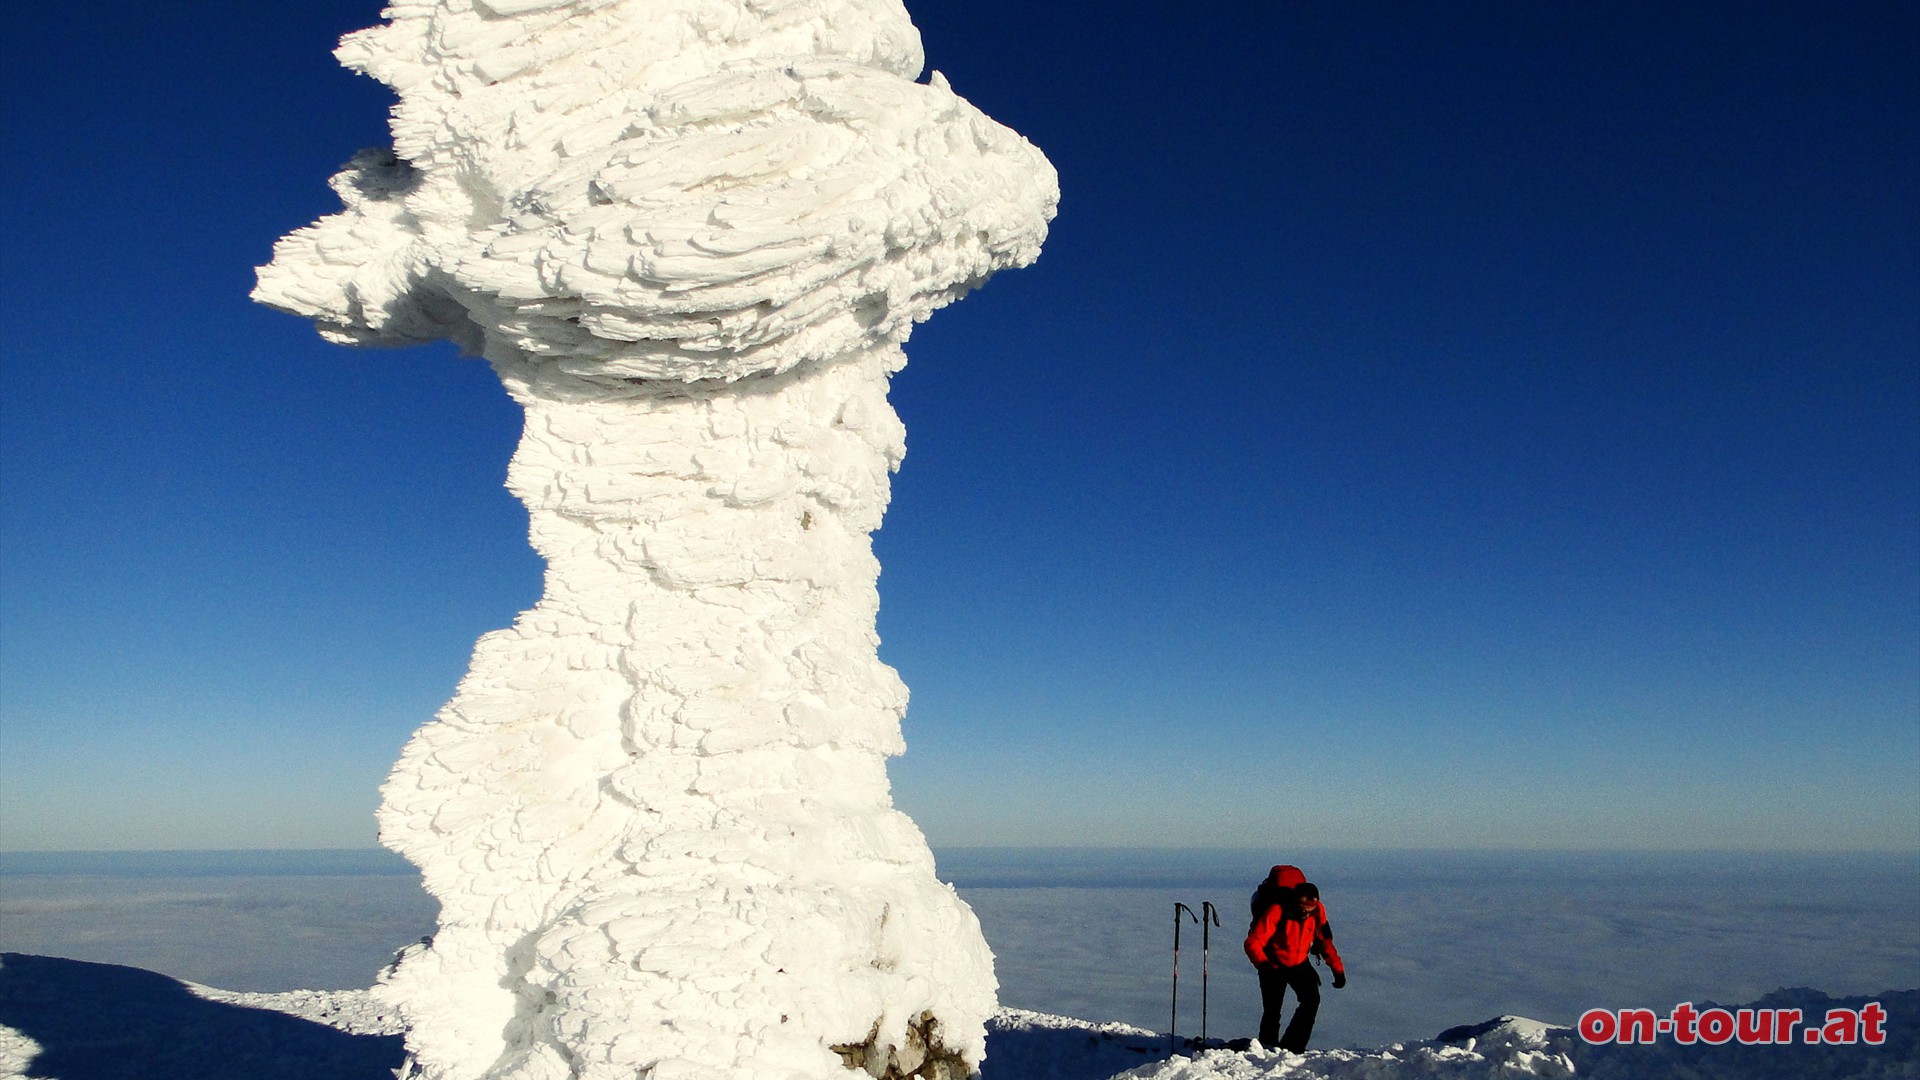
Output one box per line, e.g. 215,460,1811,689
252,1,1055,1078
6,958,1908,1080
1113,1019,1574,1080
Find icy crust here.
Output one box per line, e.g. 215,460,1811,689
371,345,997,1080
252,0,1057,384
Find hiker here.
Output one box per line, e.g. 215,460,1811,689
1243,865,1345,1053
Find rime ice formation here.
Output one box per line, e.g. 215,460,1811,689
252,2,1056,1079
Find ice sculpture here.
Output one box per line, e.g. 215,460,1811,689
252,2,1056,1078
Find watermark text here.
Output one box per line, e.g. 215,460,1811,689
1577,1002,1888,1046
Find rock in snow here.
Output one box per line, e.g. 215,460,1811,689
253,2,1055,1079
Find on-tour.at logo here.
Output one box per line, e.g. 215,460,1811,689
1578,1001,1889,1046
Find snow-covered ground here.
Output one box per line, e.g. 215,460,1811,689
1,953,1911,1080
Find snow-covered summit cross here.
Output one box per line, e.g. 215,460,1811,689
254,1,1056,1077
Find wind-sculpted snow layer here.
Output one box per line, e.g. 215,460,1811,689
364,346,1002,1080
255,1,1055,1079
256,0,1055,384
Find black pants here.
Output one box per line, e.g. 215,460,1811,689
1257,962,1321,1052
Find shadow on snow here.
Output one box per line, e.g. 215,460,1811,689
0,953,404,1080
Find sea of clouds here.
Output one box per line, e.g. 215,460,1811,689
2,848,1915,1050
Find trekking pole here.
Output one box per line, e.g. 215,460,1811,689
1171,902,1198,1054
1200,901,1221,1043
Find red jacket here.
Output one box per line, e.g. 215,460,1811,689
1243,865,1344,973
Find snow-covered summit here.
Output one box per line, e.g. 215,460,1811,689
2,955,1913,1080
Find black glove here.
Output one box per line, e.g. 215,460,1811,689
1331,970,1347,989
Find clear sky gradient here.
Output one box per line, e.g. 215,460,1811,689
2,0,1915,851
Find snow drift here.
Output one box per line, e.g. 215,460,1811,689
252,1,1056,1079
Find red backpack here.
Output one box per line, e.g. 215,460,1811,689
1249,864,1306,923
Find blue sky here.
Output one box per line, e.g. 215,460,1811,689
2,0,1915,852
